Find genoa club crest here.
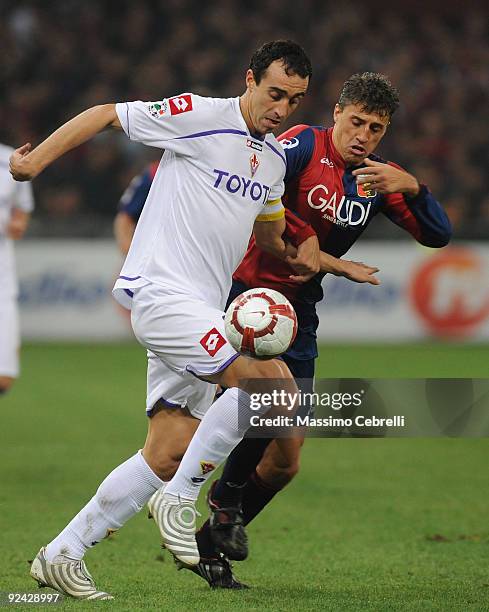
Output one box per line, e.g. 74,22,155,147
357,181,377,198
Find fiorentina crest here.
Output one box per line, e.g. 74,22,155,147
250,153,260,177
200,461,216,475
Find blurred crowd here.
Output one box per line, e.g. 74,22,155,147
1,0,488,238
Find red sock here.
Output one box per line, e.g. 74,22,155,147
242,471,281,526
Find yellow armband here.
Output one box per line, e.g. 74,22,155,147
255,198,285,222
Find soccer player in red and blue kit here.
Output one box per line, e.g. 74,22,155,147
115,73,451,588
194,72,451,586
114,161,159,256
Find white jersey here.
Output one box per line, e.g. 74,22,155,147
113,94,286,310
0,143,34,297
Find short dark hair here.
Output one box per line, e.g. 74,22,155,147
250,40,312,84
338,72,400,118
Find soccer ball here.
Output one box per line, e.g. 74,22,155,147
224,288,297,359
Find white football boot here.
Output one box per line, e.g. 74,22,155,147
30,547,113,600
147,485,166,524
148,488,199,566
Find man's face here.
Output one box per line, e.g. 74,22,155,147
245,60,309,135
332,103,390,165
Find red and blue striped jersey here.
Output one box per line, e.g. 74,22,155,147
118,161,159,221
233,124,451,306
117,126,451,309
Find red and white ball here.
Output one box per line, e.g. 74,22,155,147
224,288,297,359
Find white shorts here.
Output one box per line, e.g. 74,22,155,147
145,352,219,419
130,283,239,418
0,296,20,378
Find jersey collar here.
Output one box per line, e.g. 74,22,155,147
326,127,346,169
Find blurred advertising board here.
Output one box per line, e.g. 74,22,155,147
14,240,489,342
317,243,489,341
16,240,131,340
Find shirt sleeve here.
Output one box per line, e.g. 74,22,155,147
382,163,452,247
255,156,286,222
118,167,153,221
255,197,285,222
277,125,315,184
13,180,34,213
116,94,220,154
283,208,316,246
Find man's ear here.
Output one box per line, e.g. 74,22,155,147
245,69,256,92
333,103,342,124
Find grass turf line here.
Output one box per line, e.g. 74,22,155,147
1,343,488,610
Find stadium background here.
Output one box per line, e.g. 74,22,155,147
2,2,489,609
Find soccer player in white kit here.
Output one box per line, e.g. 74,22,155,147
10,41,316,599
0,143,34,395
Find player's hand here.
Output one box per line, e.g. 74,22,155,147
9,143,35,181
7,210,29,240
352,158,419,197
336,259,381,285
286,235,320,283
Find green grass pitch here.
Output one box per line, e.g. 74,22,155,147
1,343,489,610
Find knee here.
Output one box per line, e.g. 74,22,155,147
143,409,198,480
217,355,296,394
142,446,182,481
244,359,298,400
252,358,294,381
274,460,300,487
257,455,301,490
0,377,15,394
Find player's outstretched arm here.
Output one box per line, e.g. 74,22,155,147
285,218,379,284
254,218,321,283
10,105,121,181
322,254,380,285
253,217,289,258
7,209,31,240
114,212,137,256
285,235,320,283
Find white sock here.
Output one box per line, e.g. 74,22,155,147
165,387,257,500
45,450,163,562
